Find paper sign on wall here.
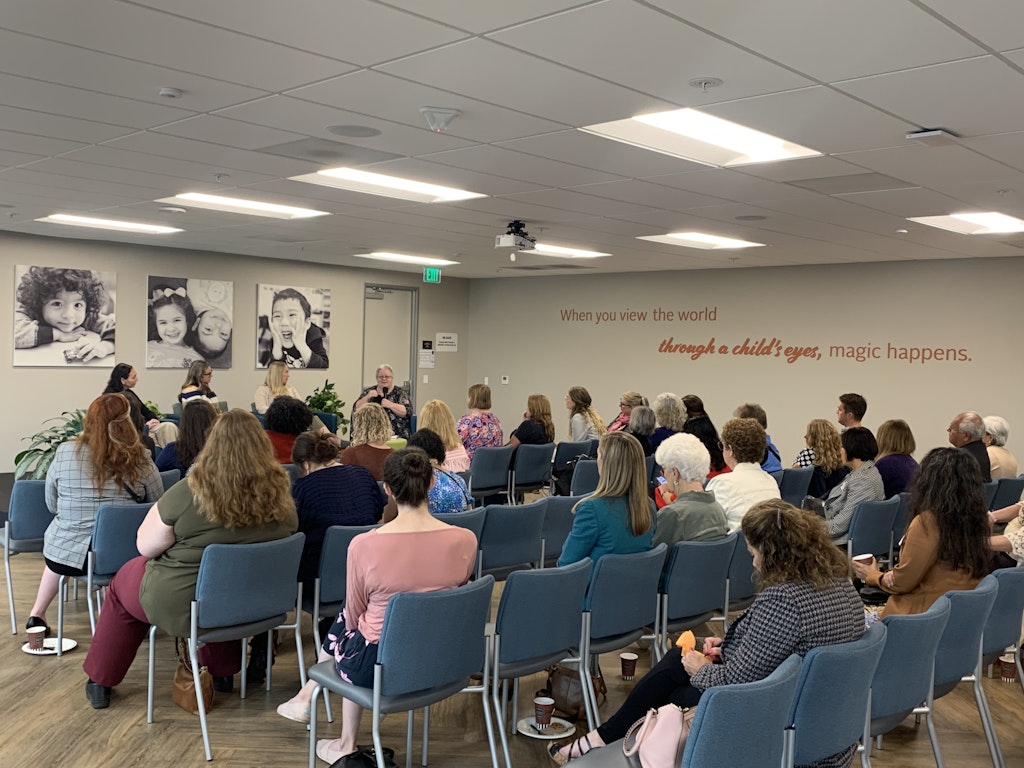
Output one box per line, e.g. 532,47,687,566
435,332,458,352
418,350,435,369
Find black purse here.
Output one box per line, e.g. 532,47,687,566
329,745,396,768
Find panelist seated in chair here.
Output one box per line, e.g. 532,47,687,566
550,500,864,766
852,448,989,617
276,448,478,767
81,410,298,709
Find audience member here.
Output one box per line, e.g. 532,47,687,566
507,393,556,448
873,419,919,498
353,364,411,439
837,393,867,429
792,419,849,498
340,403,394,481
103,362,177,449
853,448,989,617
264,395,314,463
682,415,730,479
457,383,503,459
947,411,991,481
823,427,884,544
624,405,656,456
156,400,219,476
652,434,728,546
402,429,471,516
983,415,1018,479
179,359,218,406
705,418,781,532
550,500,864,766
565,386,606,442
418,399,470,471
988,491,1024,568
606,391,647,432
650,392,685,451
682,393,708,421
733,403,782,473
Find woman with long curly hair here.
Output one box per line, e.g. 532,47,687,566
792,418,849,498
26,393,163,637
81,410,297,708
551,500,864,765
565,386,606,442
853,447,989,617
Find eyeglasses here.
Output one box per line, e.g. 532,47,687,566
377,374,393,380
717,440,725,450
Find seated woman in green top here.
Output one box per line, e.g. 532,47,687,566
81,410,298,709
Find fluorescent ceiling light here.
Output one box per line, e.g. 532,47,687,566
637,232,766,250
157,193,329,219
581,108,820,167
530,243,611,259
290,168,485,203
356,252,460,267
36,214,182,234
907,212,1024,235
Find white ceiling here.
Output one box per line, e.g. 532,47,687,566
3,0,1024,278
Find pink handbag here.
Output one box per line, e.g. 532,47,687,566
622,703,695,768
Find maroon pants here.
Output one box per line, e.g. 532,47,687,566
83,556,242,687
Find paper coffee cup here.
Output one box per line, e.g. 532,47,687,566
27,625,46,651
999,654,1017,683
851,554,873,564
534,696,555,727
620,652,639,680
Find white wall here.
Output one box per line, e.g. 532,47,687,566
2,232,469,467
466,258,1024,464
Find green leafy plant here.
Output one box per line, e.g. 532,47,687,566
144,400,164,419
305,380,349,436
14,409,86,480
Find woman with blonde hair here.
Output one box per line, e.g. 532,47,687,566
340,403,394,480
508,393,556,448
650,392,686,451
457,383,503,459
792,418,849,498
81,410,297,707
419,399,470,472
565,386,606,442
556,431,654,568
606,391,647,432
874,419,919,498
27,393,163,637
254,360,299,414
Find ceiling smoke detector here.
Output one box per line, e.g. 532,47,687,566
420,107,460,133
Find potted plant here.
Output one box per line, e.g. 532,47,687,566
14,409,86,480
305,380,349,436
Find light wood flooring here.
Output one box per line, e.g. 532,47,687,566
2,550,1022,767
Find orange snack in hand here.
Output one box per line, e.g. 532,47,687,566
676,630,696,652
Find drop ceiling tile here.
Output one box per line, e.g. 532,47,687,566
375,0,594,34
499,188,662,221
0,130,86,156
0,167,181,200
834,57,1024,138
377,38,674,126
837,144,1017,189
649,0,983,82
738,155,874,183
962,131,1024,173
418,144,623,188
835,187,971,218
0,105,136,144
26,153,272,191
61,143,280,186
565,179,725,212
489,0,812,104
918,0,1024,53
0,149,44,168
129,0,466,64
364,157,544,196
2,0,354,91
151,116,307,151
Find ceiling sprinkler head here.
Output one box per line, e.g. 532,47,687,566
420,107,460,133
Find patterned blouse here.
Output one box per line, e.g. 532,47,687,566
457,411,503,459
428,469,471,515
793,447,816,467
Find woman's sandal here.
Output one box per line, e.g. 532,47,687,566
548,734,596,765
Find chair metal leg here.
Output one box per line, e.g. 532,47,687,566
5,544,16,634
147,625,157,723
510,679,519,734
189,635,213,761
56,575,66,656
492,673,513,768
860,690,872,768
919,690,944,768
971,667,1005,768
239,637,249,699
782,727,795,768
308,683,323,768
264,629,273,693
421,706,429,767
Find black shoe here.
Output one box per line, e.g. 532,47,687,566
247,633,274,685
86,679,111,709
26,616,51,638
213,675,234,693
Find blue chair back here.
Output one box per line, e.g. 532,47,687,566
317,525,377,605
645,455,657,483
933,575,998,696
281,463,301,483
195,533,304,630
313,410,338,434
869,596,950,735
771,470,784,487
570,459,600,497
6,480,50,544
787,623,886,766
553,441,591,468
990,477,1024,510
778,467,814,507
726,533,757,606
846,496,900,558
468,445,514,500
586,545,666,641
982,480,998,509
510,443,555,494
432,507,485,543
893,492,911,545
478,500,545,575
495,559,591,668
683,655,801,768
982,568,1024,662
540,496,584,564
91,503,153,576
662,535,735,625
159,469,180,492
377,576,494,697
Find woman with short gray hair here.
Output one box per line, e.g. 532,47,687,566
651,433,728,547
983,415,1018,479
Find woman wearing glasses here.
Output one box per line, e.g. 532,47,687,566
353,364,412,439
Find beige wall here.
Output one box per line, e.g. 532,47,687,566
466,258,1024,464
2,232,469,468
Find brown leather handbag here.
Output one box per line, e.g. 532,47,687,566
172,637,215,715
538,663,607,721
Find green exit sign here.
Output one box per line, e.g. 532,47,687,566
423,267,442,283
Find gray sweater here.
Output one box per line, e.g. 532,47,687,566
652,490,729,547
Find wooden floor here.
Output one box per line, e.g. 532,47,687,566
2,550,1022,768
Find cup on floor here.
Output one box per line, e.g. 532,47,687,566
534,696,555,727
999,654,1017,683
620,652,639,680
27,626,46,651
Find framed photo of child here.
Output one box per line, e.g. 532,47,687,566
14,265,117,367
256,283,330,369
146,276,233,369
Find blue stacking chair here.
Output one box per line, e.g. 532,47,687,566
846,496,901,560
3,480,50,635
712,533,757,631
551,441,592,495
982,481,999,510
508,442,555,502
569,459,600,497
490,560,591,768
982,568,1024,697
468,445,515,506
307,577,499,768
476,500,545,580
783,623,887,768
989,476,1024,510
540,495,583,566
282,463,301,483
860,596,951,768
777,466,814,507
159,469,180,491
83,503,153,634
304,525,377,653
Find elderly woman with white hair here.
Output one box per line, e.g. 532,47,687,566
353,363,412,438
652,433,728,547
983,415,1018,479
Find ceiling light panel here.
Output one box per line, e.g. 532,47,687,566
907,212,1024,234
637,232,766,250
37,214,183,234
356,252,460,266
581,108,821,167
157,193,330,219
290,167,486,203
530,243,611,258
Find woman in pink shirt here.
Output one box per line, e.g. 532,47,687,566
276,448,478,765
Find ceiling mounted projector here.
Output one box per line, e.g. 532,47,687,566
495,220,535,250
